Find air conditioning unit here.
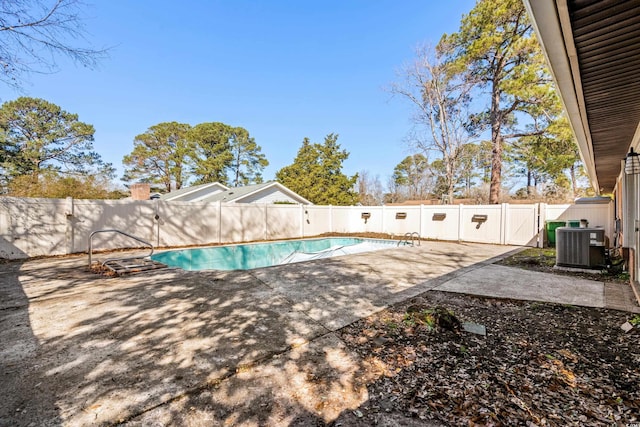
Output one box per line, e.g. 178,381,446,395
556,227,606,269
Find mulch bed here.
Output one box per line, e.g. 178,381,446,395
334,292,639,426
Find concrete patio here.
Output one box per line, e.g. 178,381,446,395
1,241,637,426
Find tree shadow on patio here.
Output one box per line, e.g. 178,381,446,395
1,240,512,425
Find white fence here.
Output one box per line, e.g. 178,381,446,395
0,197,613,259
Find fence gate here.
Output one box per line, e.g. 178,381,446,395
505,204,539,247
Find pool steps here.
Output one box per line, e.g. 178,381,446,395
89,229,167,275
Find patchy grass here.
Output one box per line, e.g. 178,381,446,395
497,247,630,285
498,247,556,268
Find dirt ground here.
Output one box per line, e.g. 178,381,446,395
333,292,639,426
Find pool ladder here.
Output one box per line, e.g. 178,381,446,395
398,232,421,247
88,229,167,275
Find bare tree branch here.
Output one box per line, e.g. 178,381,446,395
390,44,474,201
503,130,545,140
0,0,108,89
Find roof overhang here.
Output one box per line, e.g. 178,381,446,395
524,0,640,193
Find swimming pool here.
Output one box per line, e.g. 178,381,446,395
151,237,402,271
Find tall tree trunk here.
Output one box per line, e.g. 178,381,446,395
570,164,577,198
234,152,241,187
446,162,454,203
489,137,502,203
175,167,183,190
163,168,172,192
489,85,502,204
31,161,40,183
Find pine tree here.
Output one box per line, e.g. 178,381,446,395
123,122,191,192
276,134,358,205
441,0,555,203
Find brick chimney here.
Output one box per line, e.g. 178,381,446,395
130,183,151,200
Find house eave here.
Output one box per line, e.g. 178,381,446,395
524,0,599,192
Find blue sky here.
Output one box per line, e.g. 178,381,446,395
7,1,477,187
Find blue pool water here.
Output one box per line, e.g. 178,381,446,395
151,237,400,271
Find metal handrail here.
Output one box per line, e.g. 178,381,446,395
397,231,421,247
410,231,421,246
88,229,154,268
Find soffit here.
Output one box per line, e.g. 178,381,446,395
568,0,640,192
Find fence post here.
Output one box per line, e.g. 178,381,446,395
501,203,508,245
154,199,161,247
381,204,386,235
300,204,304,238
420,204,425,237
351,205,356,233
458,204,464,242
218,201,222,244
538,203,547,248
264,204,268,241
329,205,333,233
65,197,74,254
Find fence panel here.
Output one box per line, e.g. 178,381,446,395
157,201,220,247
347,206,384,234
421,206,461,241
266,204,301,240
220,203,266,243
544,203,613,244
303,206,332,236
460,205,503,244
0,197,67,258
73,199,157,252
382,206,421,236
330,207,353,233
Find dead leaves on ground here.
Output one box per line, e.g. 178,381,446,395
338,294,639,426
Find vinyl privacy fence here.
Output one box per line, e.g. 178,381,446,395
0,197,613,259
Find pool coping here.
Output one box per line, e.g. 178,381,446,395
150,236,405,271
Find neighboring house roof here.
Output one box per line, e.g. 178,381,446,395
201,182,312,204
160,182,229,202
160,181,312,205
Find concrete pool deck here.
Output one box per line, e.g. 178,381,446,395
1,241,638,426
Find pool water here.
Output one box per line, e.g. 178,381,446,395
151,237,401,271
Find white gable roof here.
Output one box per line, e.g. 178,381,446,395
160,182,229,202
202,182,312,205
160,181,312,205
